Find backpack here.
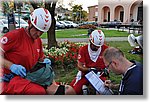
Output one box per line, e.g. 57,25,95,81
25,62,55,87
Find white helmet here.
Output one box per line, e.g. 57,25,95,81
89,30,105,46
136,35,143,49
128,34,136,47
30,8,52,32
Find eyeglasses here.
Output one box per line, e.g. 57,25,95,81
105,61,112,70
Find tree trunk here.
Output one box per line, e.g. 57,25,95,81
30,2,38,9
45,2,58,49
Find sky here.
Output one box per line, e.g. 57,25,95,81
61,0,98,12
0,0,98,12
0,1,150,102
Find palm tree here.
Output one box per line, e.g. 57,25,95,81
1,2,10,16
71,5,83,22
2,1,16,31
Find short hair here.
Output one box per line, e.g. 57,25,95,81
103,47,124,62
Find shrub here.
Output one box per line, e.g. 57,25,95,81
44,41,86,70
77,24,97,29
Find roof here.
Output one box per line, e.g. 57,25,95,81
88,5,98,8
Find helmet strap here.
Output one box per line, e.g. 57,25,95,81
28,24,34,36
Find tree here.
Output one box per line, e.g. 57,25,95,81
70,4,88,22
71,5,83,22
45,1,58,49
30,2,38,9
2,1,16,31
81,10,88,21
1,2,9,16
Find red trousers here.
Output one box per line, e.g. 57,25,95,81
70,76,106,95
1,76,46,95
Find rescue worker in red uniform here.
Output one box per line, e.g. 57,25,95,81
0,8,52,94
70,30,109,95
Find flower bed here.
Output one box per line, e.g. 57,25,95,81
44,41,87,70
77,24,97,29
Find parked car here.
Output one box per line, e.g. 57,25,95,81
100,21,122,28
15,18,29,28
0,18,28,33
59,21,71,28
56,21,65,29
79,21,98,26
88,21,98,26
0,19,9,33
14,10,30,21
0,24,4,33
64,21,78,28
0,11,5,19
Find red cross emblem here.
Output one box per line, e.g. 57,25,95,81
1,37,8,44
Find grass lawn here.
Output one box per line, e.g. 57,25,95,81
54,41,143,85
40,28,129,38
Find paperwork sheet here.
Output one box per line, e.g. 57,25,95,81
85,71,113,95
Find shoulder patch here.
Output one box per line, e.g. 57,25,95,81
1,37,8,44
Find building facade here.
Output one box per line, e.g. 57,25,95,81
88,5,98,21
98,0,143,23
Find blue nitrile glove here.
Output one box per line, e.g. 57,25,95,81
10,64,26,77
43,58,51,65
89,68,98,74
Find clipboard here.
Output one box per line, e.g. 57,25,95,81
85,71,113,95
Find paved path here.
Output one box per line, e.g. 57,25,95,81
42,37,128,44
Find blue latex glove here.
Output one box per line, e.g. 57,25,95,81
10,64,26,77
43,58,51,65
